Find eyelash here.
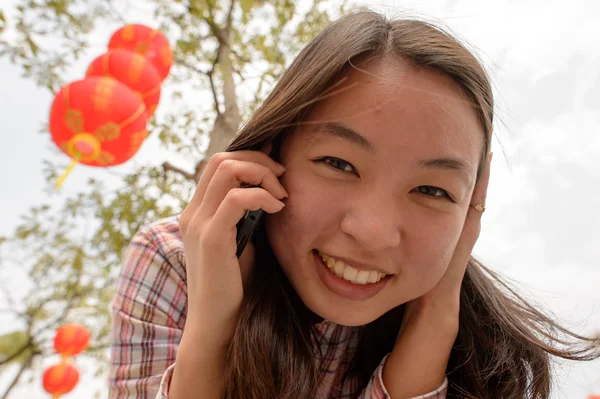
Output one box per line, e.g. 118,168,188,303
318,157,356,173
317,156,452,201
412,186,451,200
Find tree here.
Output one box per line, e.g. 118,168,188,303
0,0,350,396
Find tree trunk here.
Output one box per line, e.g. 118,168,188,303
195,25,241,181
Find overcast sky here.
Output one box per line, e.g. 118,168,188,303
1,0,599,397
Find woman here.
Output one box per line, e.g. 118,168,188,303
109,10,600,399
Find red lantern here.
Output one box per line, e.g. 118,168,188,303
108,24,173,82
49,76,148,188
86,49,162,116
54,324,90,358
43,363,80,398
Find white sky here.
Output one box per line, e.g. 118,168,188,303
1,0,599,397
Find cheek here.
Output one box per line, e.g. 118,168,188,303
265,171,337,263
404,214,464,289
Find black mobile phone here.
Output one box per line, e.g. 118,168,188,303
235,208,264,258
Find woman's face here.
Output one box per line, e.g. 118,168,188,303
265,56,485,326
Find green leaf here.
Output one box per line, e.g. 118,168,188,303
0,331,31,365
0,10,6,34
25,35,39,56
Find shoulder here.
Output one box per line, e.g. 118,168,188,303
127,216,185,266
121,215,187,287
132,215,184,255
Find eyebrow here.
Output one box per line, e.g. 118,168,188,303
315,122,375,153
417,157,474,186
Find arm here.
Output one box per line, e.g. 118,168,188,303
167,317,230,398
357,312,452,399
357,349,448,399
352,305,452,399
381,304,456,398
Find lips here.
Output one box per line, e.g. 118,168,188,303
313,250,390,301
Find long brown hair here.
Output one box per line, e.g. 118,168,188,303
222,11,600,398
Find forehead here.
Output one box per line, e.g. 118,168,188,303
298,56,484,165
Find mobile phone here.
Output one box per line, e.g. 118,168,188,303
235,209,264,258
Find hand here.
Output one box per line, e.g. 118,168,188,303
406,152,493,321
382,153,492,398
178,148,288,341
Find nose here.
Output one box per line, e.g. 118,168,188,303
339,194,402,251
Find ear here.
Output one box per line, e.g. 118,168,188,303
265,136,285,163
261,143,273,155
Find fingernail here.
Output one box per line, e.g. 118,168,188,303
278,184,289,198
278,163,287,172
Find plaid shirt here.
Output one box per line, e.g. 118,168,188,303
109,216,448,399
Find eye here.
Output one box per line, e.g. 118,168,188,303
318,157,356,173
413,186,451,199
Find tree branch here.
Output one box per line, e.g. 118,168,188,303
0,340,33,367
105,0,127,24
30,264,83,338
175,56,209,75
226,0,236,30
231,48,251,64
233,66,244,81
162,162,195,182
1,351,34,399
174,54,222,115
207,52,222,115
0,284,18,315
254,70,271,106
204,3,223,41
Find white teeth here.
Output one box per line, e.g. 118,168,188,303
334,261,345,277
326,257,335,269
367,271,379,283
342,266,358,281
356,270,370,285
318,251,386,285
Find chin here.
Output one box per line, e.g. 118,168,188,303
299,292,389,327
320,311,382,327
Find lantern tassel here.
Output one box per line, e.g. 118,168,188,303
55,159,79,190
60,353,72,364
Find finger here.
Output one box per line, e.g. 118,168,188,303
185,151,285,215
200,160,288,218
460,151,492,231
471,152,492,207
442,153,493,282
209,187,285,240
461,152,492,232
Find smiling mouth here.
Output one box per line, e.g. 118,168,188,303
314,250,388,285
